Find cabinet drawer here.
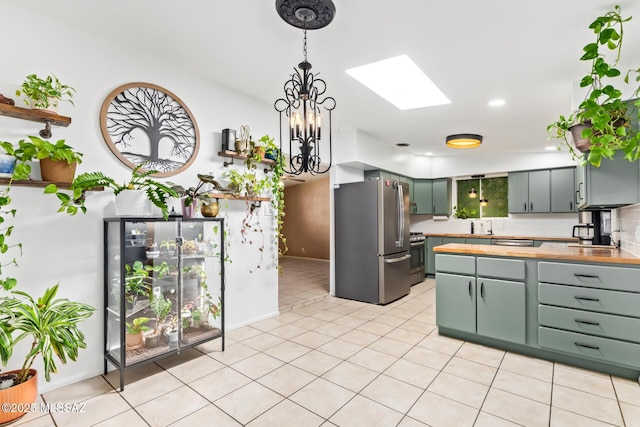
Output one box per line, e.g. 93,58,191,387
538,261,640,292
539,326,640,368
539,305,640,343
538,283,640,317
477,257,525,281
435,254,475,275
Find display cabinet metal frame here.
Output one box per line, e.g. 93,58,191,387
103,216,225,391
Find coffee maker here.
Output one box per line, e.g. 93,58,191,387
572,210,611,246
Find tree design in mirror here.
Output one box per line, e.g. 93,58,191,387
100,82,200,177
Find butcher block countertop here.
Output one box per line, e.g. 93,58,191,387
433,243,640,265
424,233,578,242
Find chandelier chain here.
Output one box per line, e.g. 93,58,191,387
303,29,308,62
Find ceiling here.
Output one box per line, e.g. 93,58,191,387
10,0,640,159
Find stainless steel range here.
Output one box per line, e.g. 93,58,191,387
409,232,426,285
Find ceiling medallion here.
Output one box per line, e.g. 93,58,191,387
275,0,336,30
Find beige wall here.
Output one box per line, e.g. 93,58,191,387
281,177,330,260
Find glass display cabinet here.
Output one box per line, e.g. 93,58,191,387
103,217,225,391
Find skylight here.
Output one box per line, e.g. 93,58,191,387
345,55,450,110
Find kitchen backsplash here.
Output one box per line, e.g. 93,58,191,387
615,203,640,256
411,213,578,238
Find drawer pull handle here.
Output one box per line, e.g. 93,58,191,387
574,273,599,279
574,296,600,302
575,342,600,350
468,281,472,296
575,319,600,326
480,282,485,298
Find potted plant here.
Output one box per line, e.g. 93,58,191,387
453,206,477,219
15,74,76,113
123,260,169,311
547,5,640,167
170,173,224,218
125,317,151,350
262,134,279,161
47,162,178,219
0,284,94,424
145,292,172,348
159,239,177,257
1,136,83,183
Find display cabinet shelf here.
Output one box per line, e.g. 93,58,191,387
104,217,225,391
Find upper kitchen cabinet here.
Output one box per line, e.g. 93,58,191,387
550,167,577,213
576,152,640,210
413,179,433,214
508,170,550,213
432,178,452,216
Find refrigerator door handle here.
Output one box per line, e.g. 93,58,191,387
396,181,405,247
385,254,412,264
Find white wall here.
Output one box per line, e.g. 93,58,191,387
1,2,278,393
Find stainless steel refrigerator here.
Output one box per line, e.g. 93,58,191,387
334,178,411,304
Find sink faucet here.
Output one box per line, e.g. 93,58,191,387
487,220,493,235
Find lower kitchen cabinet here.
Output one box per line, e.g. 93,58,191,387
435,250,640,380
435,273,476,333
476,278,525,343
435,254,526,344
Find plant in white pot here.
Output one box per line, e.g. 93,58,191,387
0,284,94,424
15,74,76,113
47,163,178,219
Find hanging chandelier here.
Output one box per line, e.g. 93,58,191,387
274,0,337,175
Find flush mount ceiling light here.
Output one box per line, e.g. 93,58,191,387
274,0,337,175
446,133,483,149
345,55,451,110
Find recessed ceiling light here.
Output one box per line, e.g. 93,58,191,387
424,152,433,156
545,145,558,151
345,55,451,110
489,99,506,106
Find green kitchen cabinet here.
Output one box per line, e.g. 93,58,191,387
508,170,550,213
413,179,433,214
426,237,443,276
435,272,476,333
407,178,415,214
465,238,492,245
575,151,640,210
550,167,576,213
432,178,452,216
476,278,526,343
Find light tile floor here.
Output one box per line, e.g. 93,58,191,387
15,276,640,427
278,256,330,311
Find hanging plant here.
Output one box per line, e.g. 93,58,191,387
547,4,640,167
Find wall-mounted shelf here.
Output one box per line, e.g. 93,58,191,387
218,150,275,168
0,178,103,191
0,103,72,138
210,192,270,202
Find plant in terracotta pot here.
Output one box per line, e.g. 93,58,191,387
15,73,76,113
0,284,94,424
2,136,83,184
547,4,640,167
125,317,151,350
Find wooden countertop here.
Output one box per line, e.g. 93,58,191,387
433,243,640,265
423,233,578,242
